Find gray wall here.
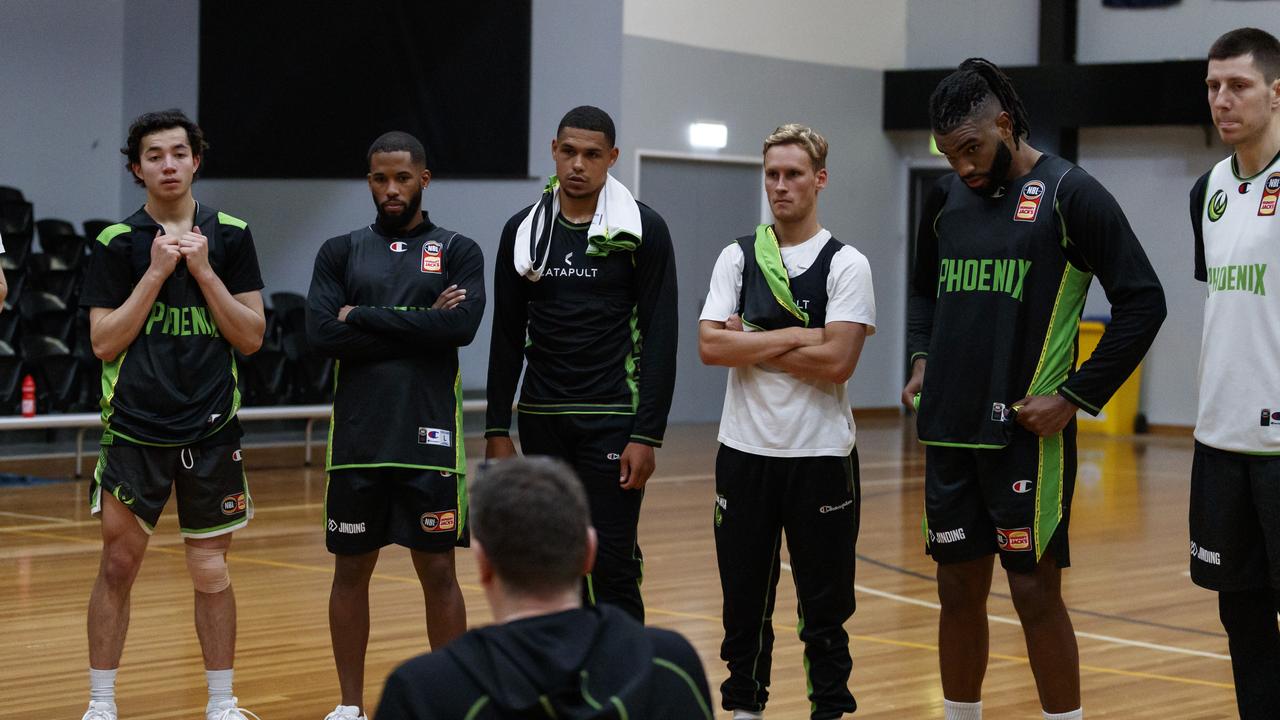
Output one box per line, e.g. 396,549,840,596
1077,127,1226,426
0,0,125,226
1078,0,1280,63
622,37,905,411
904,0,1039,69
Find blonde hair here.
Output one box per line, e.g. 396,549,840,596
762,124,828,171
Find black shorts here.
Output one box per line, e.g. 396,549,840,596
1189,441,1280,591
924,422,1075,573
325,467,469,555
90,441,252,538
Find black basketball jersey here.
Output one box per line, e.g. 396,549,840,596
306,214,485,473
908,154,1165,447
80,204,264,447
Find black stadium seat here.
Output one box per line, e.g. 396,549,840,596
19,290,75,345
27,254,79,303
20,334,79,413
0,339,21,414
283,331,333,403
236,348,289,406
36,219,87,266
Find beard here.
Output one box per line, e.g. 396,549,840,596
965,141,1013,198
376,188,423,231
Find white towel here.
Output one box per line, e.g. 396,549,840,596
513,174,643,281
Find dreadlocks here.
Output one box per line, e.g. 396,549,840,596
929,58,1032,147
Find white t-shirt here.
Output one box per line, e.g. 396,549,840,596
700,229,876,457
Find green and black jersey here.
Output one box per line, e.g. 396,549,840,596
907,154,1165,447
306,213,485,474
485,203,678,447
80,204,263,447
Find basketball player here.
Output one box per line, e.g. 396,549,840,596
905,60,1166,719
306,131,485,720
1188,27,1280,719
484,106,678,622
80,109,266,720
699,124,874,719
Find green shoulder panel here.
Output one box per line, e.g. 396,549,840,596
217,211,248,230
96,223,132,247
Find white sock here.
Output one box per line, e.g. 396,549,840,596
89,667,117,706
206,668,234,707
731,711,764,720
943,699,982,720
335,705,364,718
1043,709,1082,720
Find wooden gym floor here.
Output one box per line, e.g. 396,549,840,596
0,417,1238,718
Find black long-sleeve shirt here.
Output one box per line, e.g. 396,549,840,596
307,213,485,471
907,155,1166,446
485,203,678,446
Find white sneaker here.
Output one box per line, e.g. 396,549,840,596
81,702,117,720
732,711,764,720
323,706,366,720
206,697,262,720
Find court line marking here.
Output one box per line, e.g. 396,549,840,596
780,561,1231,662
645,605,1233,690
5,527,1234,690
0,509,74,523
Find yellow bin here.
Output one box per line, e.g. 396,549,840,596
1075,320,1142,435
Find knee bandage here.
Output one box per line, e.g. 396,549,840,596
185,545,231,593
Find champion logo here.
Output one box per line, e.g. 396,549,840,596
819,499,853,514
1011,479,1033,494
389,241,408,252
418,427,452,446
607,452,620,460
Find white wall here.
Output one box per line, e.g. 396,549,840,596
623,0,907,69
904,0,1039,69
1077,127,1226,426
623,37,905,411
0,0,125,227
1079,0,1280,63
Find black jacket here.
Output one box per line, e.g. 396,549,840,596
376,605,712,720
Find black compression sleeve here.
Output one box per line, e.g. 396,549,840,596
305,234,417,361
629,208,678,447
484,213,528,436
1055,169,1166,414
906,181,947,364
346,237,486,348
1191,171,1210,282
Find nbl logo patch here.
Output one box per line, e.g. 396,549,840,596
420,510,456,533
221,492,247,516
1258,172,1280,217
421,240,442,273
1013,180,1045,222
